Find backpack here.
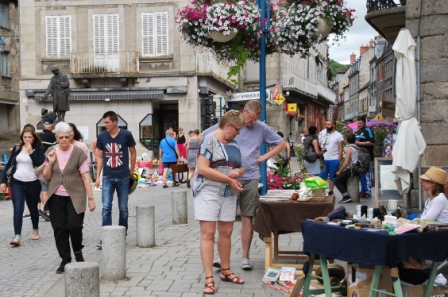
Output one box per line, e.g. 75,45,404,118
348,144,370,174
303,137,318,162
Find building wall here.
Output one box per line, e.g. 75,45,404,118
18,0,231,156
0,1,20,134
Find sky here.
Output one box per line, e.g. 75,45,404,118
327,0,379,64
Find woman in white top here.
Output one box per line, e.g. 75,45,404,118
420,166,448,223
0,127,46,246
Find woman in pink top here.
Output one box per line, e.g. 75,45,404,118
42,122,96,274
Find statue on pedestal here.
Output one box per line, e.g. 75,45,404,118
43,65,70,122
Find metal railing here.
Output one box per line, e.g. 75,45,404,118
367,0,402,13
70,51,139,74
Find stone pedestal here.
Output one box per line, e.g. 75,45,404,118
348,176,360,203
65,262,99,297
136,205,155,248
172,190,188,225
101,226,126,281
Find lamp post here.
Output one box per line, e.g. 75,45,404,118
258,0,268,195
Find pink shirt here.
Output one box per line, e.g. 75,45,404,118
51,145,89,196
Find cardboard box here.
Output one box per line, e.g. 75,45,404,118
401,284,444,297
347,264,393,297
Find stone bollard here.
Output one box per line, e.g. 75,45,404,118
136,205,155,248
172,190,188,225
65,262,99,297
101,226,126,281
347,175,360,203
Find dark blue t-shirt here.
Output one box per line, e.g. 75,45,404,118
96,129,136,178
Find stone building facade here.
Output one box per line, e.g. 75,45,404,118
0,0,19,134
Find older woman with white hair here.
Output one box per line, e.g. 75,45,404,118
42,122,96,274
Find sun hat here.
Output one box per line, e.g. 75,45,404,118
420,166,447,185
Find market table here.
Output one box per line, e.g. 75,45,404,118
253,194,335,271
297,220,448,297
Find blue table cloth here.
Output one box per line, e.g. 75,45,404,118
301,221,448,267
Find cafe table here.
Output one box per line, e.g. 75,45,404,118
297,220,448,297
253,192,335,271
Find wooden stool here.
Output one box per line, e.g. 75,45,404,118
171,163,188,183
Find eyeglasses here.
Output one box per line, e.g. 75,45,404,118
244,110,259,122
58,136,70,140
230,124,241,132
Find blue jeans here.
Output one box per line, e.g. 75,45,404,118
101,176,130,231
10,178,42,237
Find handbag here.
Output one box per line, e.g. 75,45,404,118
34,163,49,185
6,146,17,185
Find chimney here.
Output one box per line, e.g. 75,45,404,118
369,39,374,48
350,52,356,64
360,44,369,56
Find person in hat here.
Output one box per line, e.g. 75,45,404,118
43,65,70,122
420,166,448,223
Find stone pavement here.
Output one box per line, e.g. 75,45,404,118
0,147,375,296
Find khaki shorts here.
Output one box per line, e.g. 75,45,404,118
194,188,237,222
237,179,260,217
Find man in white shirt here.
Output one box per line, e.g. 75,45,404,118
318,120,343,195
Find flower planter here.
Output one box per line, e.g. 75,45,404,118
317,18,333,39
209,30,238,43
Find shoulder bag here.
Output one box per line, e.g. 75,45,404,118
6,146,18,185
164,138,179,159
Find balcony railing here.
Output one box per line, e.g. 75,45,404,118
196,51,236,87
317,81,336,103
70,51,139,74
367,0,402,13
282,74,317,97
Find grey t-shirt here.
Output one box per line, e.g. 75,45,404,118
202,120,283,180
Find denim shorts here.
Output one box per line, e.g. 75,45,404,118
319,159,340,181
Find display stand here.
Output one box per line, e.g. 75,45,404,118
374,157,406,209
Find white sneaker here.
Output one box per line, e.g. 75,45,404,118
241,258,253,270
213,258,221,269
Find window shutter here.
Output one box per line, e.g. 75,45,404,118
107,14,119,54
93,15,105,55
46,16,58,58
59,16,71,57
156,12,168,55
142,13,155,56
0,3,8,28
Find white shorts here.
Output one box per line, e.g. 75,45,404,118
194,188,237,222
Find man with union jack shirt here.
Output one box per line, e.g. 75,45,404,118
95,111,136,248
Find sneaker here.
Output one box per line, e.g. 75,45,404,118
96,240,102,249
339,197,352,203
39,209,51,221
213,258,221,269
23,214,31,219
241,258,253,270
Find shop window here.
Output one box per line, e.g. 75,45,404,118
96,115,127,136
139,113,160,156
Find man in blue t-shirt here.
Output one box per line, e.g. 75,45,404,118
354,116,375,198
159,129,180,188
95,111,136,248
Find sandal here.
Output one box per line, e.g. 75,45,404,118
31,232,39,240
163,184,168,188
204,276,215,295
10,237,21,246
220,268,244,284
172,182,180,187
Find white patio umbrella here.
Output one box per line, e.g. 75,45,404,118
391,29,426,194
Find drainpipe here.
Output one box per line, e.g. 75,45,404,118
417,0,423,211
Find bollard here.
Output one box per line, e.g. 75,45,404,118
136,205,155,248
65,262,99,297
347,175,360,203
101,226,126,281
172,190,188,225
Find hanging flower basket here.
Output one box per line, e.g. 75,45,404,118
209,30,239,43
317,18,332,38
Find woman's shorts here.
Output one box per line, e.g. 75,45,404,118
194,188,237,222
